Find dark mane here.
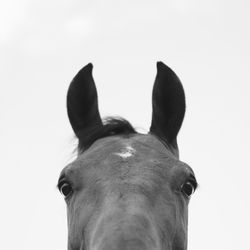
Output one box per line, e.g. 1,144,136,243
77,117,137,153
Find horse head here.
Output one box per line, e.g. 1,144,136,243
58,62,197,250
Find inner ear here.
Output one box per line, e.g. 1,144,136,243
67,63,103,140
150,62,185,150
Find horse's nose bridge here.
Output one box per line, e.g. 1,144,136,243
91,216,158,250
97,238,150,250
90,196,159,250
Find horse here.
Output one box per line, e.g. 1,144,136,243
57,62,197,250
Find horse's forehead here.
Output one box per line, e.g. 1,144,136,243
76,134,176,166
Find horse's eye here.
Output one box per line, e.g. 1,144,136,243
181,181,196,197
59,182,73,197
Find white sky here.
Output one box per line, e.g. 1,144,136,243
0,1,250,249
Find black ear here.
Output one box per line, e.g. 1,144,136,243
150,62,185,151
67,63,102,139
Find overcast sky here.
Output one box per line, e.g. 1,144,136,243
1,1,250,249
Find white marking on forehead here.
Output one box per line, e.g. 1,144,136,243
114,145,136,159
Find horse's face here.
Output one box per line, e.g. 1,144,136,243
58,62,197,250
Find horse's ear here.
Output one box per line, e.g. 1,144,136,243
150,62,185,151
67,63,102,139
